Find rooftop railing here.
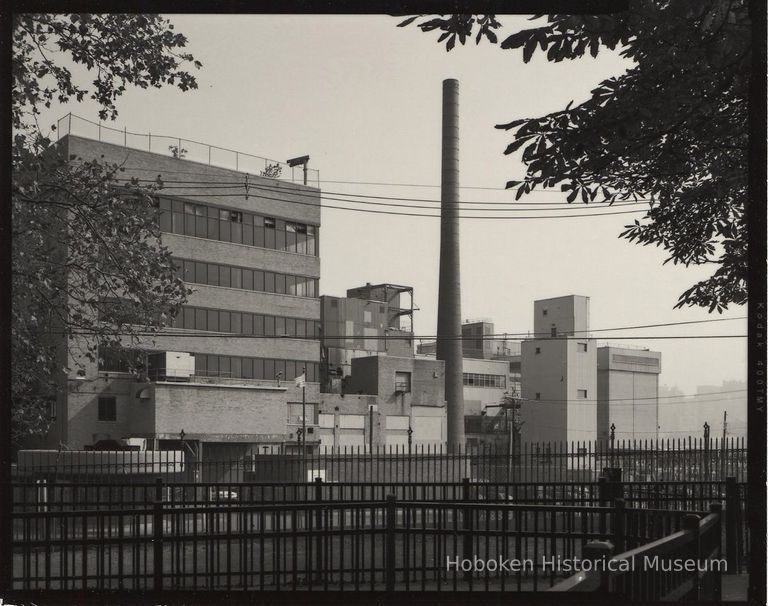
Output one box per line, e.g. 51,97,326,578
56,113,320,187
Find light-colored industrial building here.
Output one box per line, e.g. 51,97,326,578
46,130,322,464
320,283,414,392
417,319,522,406
597,346,662,441
461,358,512,415
520,295,597,444
315,283,445,451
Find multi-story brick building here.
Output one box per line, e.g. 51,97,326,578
47,129,322,464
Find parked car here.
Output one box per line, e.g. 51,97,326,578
209,488,239,501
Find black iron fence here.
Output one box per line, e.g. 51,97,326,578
13,492,715,592
12,477,749,575
13,437,748,484
11,477,745,510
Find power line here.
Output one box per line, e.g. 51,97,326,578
441,316,746,338
89,160,606,192
114,175,651,217
160,192,648,219
163,189,648,216
67,314,745,341
516,391,747,406
68,331,746,341
121,171,654,208
528,425,739,435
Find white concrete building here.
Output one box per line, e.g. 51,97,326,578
520,295,597,444
597,346,662,441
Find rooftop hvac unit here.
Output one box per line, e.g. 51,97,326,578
148,352,194,381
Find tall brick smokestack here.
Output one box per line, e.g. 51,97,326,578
436,79,465,452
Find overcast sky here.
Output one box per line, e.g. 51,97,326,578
33,14,747,405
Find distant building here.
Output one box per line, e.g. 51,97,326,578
417,320,521,451
316,284,445,450
418,319,521,360
462,358,513,415
320,283,414,392
596,346,662,441
520,295,597,444
417,319,522,406
342,355,446,448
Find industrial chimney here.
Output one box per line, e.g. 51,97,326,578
436,79,465,452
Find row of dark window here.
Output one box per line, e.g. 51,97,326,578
158,198,318,256
173,305,320,339
97,348,319,383
194,355,319,383
462,373,507,389
173,258,318,298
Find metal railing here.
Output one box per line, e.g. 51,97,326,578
550,504,723,600
13,438,748,484
12,476,749,576
56,113,320,187
12,484,714,592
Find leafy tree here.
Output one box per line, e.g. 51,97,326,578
261,162,283,179
12,14,201,444
400,3,750,312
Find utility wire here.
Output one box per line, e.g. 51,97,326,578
420,316,746,338
500,389,748,403
510,391,747,406
145,189,649,220
121,172,654,208
107,160,646,193
161,184,648,212
529,426,740,435
94,161,587,192
69,332,746,341
77,313,745,340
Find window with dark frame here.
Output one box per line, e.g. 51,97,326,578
172,257,319,299
98,396,117,422
155,198,318,256
395,371,411,392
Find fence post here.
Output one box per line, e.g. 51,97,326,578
613,498,626,554
462,477,473,584
724,476,739,573
683,514,701,600
153,477,164,591
597,476,608,536
598,476,608,506
602,467,623,502
582,541,614,591
709,503,723,601
385,494,396,591
315,476,323,581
